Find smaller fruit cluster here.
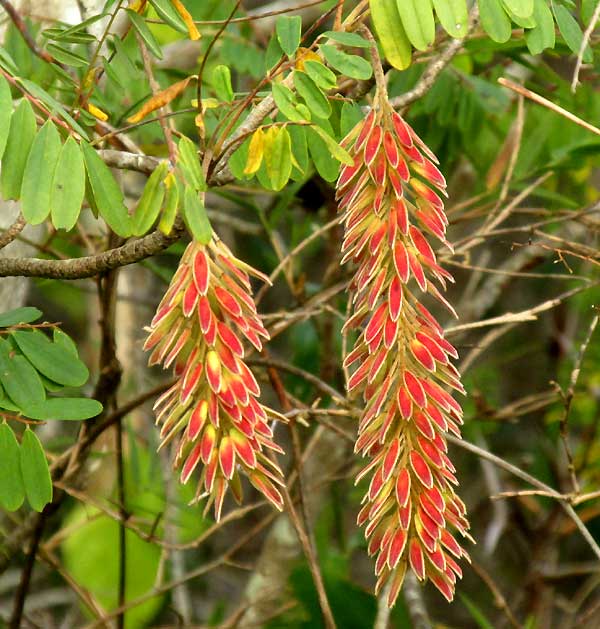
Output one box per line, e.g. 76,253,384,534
145,238,285,520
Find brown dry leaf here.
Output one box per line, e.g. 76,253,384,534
172,0,201,40
127,76,195,123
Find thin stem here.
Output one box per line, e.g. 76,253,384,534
116,416,127,629
9,510,47,628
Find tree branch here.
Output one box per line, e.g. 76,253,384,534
0,217,185,279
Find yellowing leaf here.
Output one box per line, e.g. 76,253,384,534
127,76,194,123
87,103,108,121
244,129,265,175
295,47,321,71
171,0,201,40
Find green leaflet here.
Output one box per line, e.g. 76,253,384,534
288,124,309,178
276,15,302,56
0,307,42,327
82,142,132,237
396,0,436,51
478,0,512,42
182,187,212,244
149,0,188,33
12,329,89,387
46,43,88,67
21,121,62,225
0,339,45,411
132,162,168,236
53,328,78,356
552,4,593,63
432,0,469,38
0,75,11,161
265,127,292,191
307,123,340,182
272,83,306,122
322,31,371,48
20,428,52,512
310,126,353,165
294,70,331,119
370,0,412,70
340,102,363,138
25,397,103,421
178,136,206,191
501,0,533,19
50,136,86,231
0,422,25,511
212,65,234,102
303,60,338,91
126,9,163,59
158,176,180,235
265,32,284,72
0,98,37,200
582,0,598,24
19,78,89,140
525,0,555,54
51,13,105,39
319,45,373,80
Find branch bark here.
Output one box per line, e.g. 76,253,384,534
0,217,185,279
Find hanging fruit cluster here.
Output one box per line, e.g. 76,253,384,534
144,238,286,520
336,93,472,605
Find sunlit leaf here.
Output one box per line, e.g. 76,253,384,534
395,0,436,51
432,0,469,38
370,0,412,70
478,0,512,42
